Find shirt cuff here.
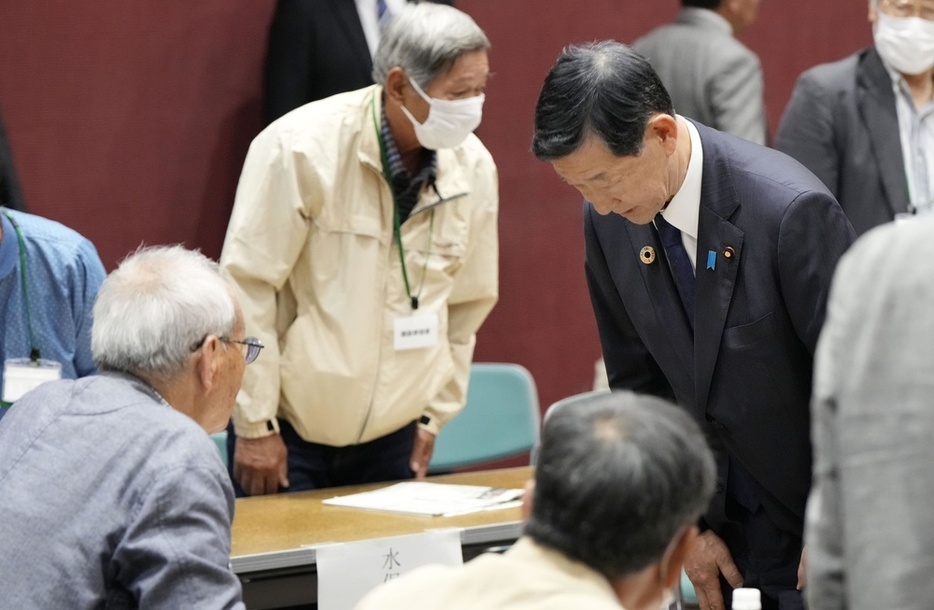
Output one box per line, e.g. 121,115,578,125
234,418,280,439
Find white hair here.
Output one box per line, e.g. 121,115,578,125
92,245,236,380
371,2,490,88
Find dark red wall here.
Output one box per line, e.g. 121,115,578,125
0,0,871,412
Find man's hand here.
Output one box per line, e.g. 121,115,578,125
409,428,436,479
684,530,744,610
233,434,289,496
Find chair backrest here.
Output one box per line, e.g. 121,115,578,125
428,362,540,473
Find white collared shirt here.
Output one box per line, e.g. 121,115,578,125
355,0,407,57
658,116,704,273
882,60,934,213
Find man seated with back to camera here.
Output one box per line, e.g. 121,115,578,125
356,390,717,610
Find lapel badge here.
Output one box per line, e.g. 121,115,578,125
706,250,716,270
639,246,656,265
723,246,736,260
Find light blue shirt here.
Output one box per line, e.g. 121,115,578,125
0,208,105,411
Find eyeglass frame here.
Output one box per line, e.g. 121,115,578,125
190,334,264,365
879,0,934,20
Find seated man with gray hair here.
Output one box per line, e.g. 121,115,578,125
355,391,717,610
221,2,498,495
0,246,254,609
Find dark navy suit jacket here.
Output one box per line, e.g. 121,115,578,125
585,122,856,537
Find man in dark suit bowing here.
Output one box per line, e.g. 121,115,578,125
532,41,855,610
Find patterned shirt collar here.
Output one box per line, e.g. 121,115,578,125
380,105,437,191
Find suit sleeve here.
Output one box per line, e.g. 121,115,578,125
775,72,841,198
422,158,499,433
776,190,856,353
263,0,316,125
709,49,768,145
220,130,316,438
114,461,244,609
583,202,674,400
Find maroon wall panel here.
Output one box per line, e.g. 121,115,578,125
0,0,873,412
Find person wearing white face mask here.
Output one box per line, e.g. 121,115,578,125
776,0,934,236
219,3,498,496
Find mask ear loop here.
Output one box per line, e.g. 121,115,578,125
399,76,432,130
407,77,433,103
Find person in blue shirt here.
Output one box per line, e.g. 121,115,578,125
0,207,105,414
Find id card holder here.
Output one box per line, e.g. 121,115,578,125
393,313,439,351
2,358,63,404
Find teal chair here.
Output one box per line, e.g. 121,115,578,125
678,570,699,607
428,362,540,473
211,431,228,468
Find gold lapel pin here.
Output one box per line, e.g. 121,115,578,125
640,246,656,265
723,246,736,260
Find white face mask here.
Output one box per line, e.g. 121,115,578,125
400,77,485,150
873,11,934,76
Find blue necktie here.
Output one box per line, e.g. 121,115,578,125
377,0,389,21
656,215,760,514
654,213,695,330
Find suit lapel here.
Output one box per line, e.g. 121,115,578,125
857,48,909,216
695,209,743,412
692,124,744,413
617,220,696,399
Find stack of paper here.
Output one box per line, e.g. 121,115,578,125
322,482,524,517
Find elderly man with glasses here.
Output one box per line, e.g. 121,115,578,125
777,0,934,235
0,245,254,609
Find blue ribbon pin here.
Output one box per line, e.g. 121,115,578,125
706,250,716,270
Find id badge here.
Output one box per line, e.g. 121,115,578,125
2,358,62,403
393,313,439,351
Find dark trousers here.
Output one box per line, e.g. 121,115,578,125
227,419,416,496
718,506,805,610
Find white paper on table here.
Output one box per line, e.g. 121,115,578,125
316,529,462,610
322,482,524,517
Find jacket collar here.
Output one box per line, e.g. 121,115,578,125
676,7,732,35
358,86,471,214
857,47,910,215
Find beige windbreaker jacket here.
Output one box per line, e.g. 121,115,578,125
220,85,499,445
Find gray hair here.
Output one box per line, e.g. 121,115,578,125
371,2,490,89
525,391,716,579
91,245,236,380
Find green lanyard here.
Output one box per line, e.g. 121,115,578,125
370,97,434,310
1,209,40,409
1,209,39,361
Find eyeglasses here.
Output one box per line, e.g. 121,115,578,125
190,335,265,365
881,0,934,20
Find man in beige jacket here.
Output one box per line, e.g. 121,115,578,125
220,3,498,495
